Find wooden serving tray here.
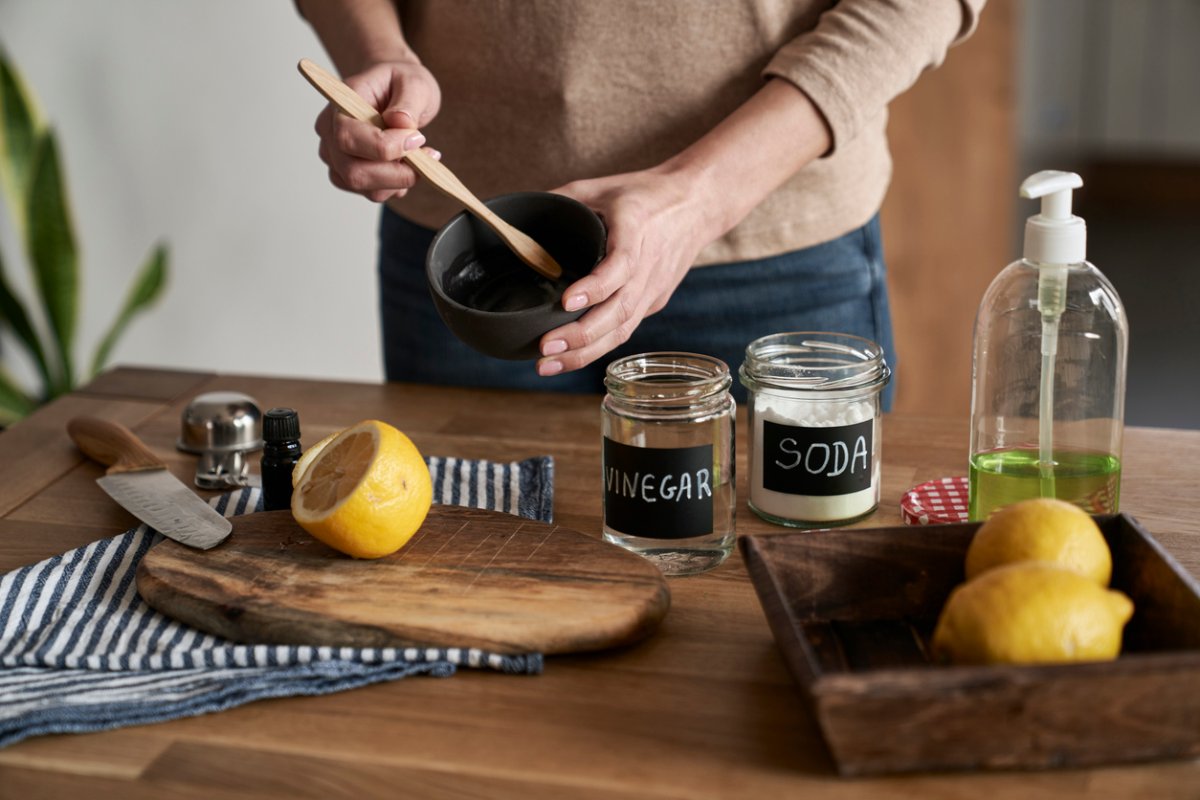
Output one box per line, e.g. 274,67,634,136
741,514,1200,776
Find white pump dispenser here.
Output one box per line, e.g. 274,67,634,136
1021,170,1086,265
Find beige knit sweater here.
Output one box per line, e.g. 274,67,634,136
390,0,983,265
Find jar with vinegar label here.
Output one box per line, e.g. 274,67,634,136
602,352,735,576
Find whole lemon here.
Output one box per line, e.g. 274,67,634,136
965,497,1111,585
932,562,1133,665
291,420,433,559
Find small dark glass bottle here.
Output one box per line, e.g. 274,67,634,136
261,408,302,511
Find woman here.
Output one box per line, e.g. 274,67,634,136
298,0,984,405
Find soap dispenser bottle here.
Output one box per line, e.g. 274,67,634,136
968,170,1128,520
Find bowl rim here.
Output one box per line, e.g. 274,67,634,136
425,191,605,317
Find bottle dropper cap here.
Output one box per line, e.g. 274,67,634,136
1021,170,1087,264
263,407,300,442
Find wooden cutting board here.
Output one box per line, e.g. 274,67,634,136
136,507,670,655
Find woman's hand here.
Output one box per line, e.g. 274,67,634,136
534,79,831,377
536,165,719,376
314,60,442,203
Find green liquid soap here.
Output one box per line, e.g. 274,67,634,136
969,448,1120,521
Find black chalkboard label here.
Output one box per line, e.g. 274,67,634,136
603,438,714,540
761,418,873,496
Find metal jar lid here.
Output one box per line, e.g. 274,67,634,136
177,391,264,454
739,332,891,398
900,476,970,525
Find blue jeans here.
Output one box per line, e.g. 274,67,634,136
379,208,896,409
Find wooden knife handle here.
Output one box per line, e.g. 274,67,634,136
67,416,166,474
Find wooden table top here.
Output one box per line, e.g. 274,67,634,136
2,366,1198,798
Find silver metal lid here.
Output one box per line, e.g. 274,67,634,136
177,391,264,454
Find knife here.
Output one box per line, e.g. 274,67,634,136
67,416,232,550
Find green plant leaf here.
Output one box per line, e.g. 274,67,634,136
90,242,168,377
0,364,37,426
25,131,78,395
0,49,44,234
1,49,171,416
0,244,52,392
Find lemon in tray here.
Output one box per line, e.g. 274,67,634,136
291,420,433,559
965,497,1112,585
931,497,1134,666
932,562,1134,665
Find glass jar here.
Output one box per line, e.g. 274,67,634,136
601,352,736,576
739,332,890,527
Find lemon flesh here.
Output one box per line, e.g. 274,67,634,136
291,420,433,559
965,497,1112,586
932,562,1134,665
291,430,339,488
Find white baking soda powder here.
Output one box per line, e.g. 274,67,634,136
739,332,890,528
748,394,880,524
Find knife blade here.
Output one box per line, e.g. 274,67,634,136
67,416,232,550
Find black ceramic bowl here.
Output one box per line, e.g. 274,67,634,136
426,192,607,360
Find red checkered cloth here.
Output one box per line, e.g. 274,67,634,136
901,476,970,525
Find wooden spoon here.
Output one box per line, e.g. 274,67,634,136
298,58,563,281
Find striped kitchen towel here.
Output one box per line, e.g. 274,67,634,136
0,456,551,748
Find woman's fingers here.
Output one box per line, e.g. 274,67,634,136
316,98,432,200
317,105,425,159
348,66,441,130
326,146,417,193
314,61,442,202
321,141,441,202
555,248,634,314
538,285,652,374
534,181,699,374
536,247,637,356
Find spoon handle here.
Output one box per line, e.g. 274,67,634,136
298,59,563,281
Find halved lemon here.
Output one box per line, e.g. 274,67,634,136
290,420,433,559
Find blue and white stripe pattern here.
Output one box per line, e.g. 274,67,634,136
0,456,551,748
426,455,553,524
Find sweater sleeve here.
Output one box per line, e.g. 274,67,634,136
763,0,985,153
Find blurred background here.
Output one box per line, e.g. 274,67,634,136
0,0,1196,427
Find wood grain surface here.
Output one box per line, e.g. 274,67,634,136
137,507,670,655
2,366,1199,798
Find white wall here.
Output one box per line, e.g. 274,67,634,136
0,1,383,390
